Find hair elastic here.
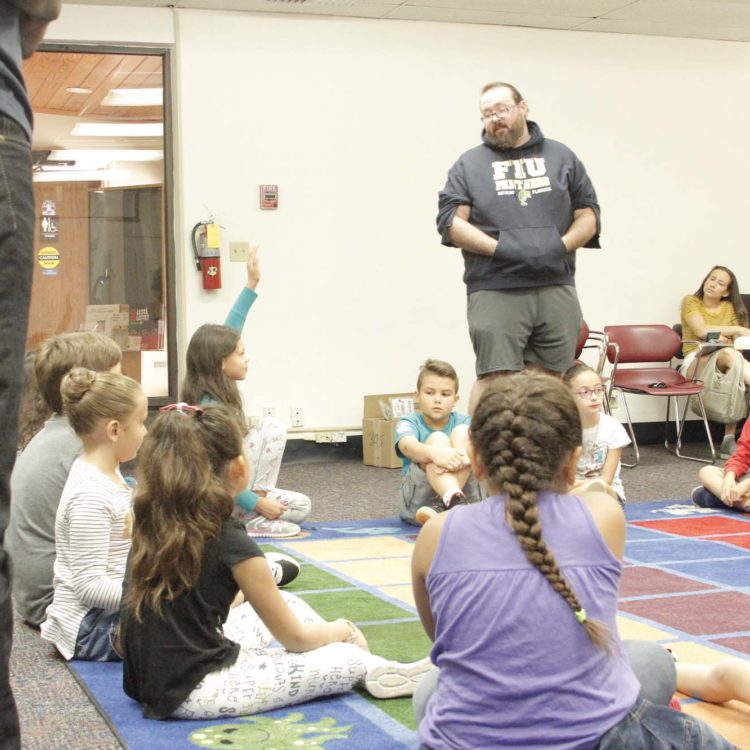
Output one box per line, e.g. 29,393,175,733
575,608,587,624
159,402,204,416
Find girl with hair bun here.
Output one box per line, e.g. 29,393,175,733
41,367,147,661
411,373,734,749
120,404,430,720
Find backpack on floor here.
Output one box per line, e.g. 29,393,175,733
690,348,747,424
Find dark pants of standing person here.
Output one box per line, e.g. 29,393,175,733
0,113,35,750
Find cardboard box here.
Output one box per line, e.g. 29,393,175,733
362,393,418,468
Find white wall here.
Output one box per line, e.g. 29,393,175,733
50,6,750,430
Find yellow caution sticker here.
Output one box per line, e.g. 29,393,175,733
38,246,60,269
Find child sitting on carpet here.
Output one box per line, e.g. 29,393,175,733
411,373,734,749
564,363,630,505
395,359,481,526
6,332,122,627
120,403,431,720
692,416,750,512
41,368,147,661
180,246,310,539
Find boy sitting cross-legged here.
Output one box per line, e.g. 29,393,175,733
395,359,482,526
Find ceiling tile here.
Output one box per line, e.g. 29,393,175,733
578,16,750,41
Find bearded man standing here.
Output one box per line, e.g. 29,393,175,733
437,81,600,393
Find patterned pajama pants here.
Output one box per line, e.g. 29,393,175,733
242,417,311,524
173,593,379,719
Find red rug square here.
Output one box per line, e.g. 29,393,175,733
711,636,750,655
632,517,750,537
619,566,715,598
618,591,750,635
711,534,750,550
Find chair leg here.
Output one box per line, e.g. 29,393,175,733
618,393,640,468
664,394,716,464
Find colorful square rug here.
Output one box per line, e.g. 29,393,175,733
68,506,750,748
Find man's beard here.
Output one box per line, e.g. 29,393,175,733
485,117,526,149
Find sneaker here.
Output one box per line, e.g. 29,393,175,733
364,656,433,699
245,516,301,539
415,506,438,526
719,435,738,460
265,552,301,587
445,490,467,508
691,485,725,509
415,496,447,526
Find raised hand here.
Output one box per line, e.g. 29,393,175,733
246,245,261,290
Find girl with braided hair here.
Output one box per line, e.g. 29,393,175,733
411,373,734,749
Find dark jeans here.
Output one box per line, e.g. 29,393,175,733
596,696,736,749
0,113,35,750
73,608,121,662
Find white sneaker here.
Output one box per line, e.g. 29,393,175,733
364,656,433,699
245,515,301,539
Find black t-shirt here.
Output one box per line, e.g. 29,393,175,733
120,517,264,719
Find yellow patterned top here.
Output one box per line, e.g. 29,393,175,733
680,294,738,355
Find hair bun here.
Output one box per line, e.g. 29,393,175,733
60,366,97,407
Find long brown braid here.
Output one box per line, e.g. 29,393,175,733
471,373,612,651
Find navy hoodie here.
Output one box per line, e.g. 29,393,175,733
437,121,600,294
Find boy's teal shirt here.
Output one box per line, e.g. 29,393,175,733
394,411,471,474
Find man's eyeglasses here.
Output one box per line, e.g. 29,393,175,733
574,387,605,400
480,104,519,122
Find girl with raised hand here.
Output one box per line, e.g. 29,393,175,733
563,362,630,505
681,265,750,458
120,403,430,720
41,368,147,661
411,373,734,749
181,247,310,539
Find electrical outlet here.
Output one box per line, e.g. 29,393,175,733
290,407,304,427
229,241,250,262
315,431,347,443
262,406,275,418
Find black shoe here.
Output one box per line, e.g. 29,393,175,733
446,491,468,508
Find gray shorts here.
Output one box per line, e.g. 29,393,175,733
399,463,482,526
467,286,582,376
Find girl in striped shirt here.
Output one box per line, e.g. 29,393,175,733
41,367,147,661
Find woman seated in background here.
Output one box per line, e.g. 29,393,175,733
681,265,750,458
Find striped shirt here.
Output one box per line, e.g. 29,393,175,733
40,459,133,660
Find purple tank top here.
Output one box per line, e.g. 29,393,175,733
420,492,639,750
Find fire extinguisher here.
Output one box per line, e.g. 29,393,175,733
192,219,222,290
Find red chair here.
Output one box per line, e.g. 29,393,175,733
575,321,608,374
603,324,715,467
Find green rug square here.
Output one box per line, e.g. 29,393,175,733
299,589,410,622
